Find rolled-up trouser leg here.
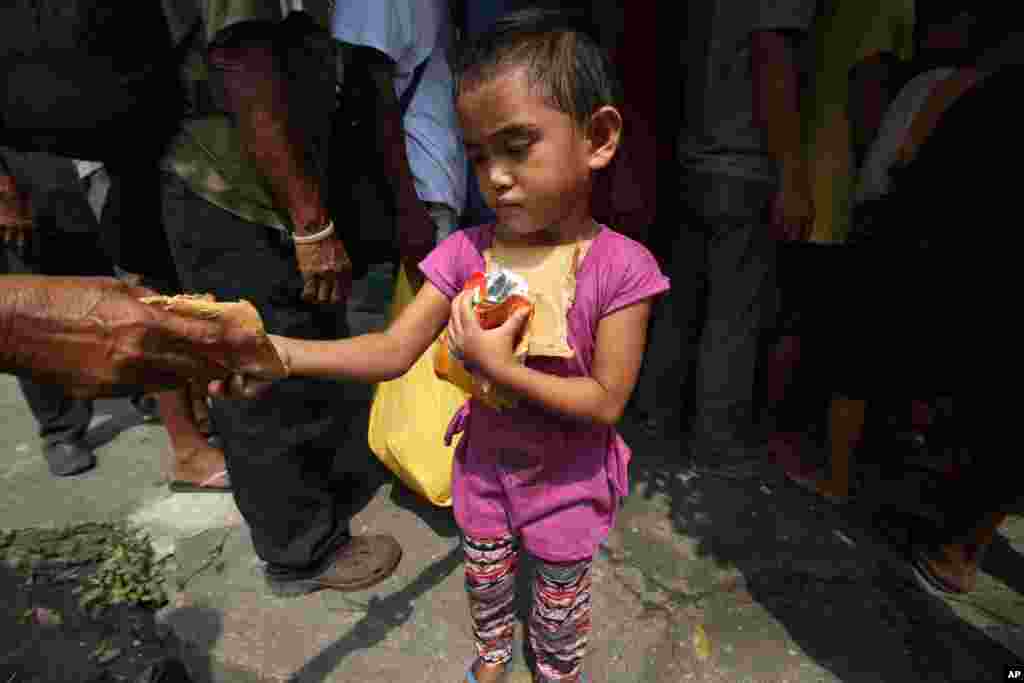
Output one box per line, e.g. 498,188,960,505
694,217,776,454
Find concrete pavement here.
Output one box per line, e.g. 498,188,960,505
2,276,1022,682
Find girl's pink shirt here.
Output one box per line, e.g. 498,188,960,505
420,223,670,561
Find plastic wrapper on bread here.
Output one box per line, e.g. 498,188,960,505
435,269,534,410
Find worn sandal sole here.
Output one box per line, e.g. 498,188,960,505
168,470,231,493
167,481,232,493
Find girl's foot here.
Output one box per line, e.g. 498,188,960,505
465,658,508,683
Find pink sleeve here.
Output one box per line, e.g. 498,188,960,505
601,235,671,317
418,227,488,300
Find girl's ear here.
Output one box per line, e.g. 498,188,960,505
586,105,623,171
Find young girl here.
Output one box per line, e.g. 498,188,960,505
215,9,669,682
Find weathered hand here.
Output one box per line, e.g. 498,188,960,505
448,290,530,377
294,233,353,305
0,276,256,398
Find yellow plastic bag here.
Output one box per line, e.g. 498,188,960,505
367,266,469,506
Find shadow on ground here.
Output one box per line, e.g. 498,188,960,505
0,560,225,683
620,417,1021,682
289,543,463,682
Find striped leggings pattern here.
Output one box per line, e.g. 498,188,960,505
464,535,519,665
463,534,592,682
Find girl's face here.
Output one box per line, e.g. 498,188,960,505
457,67,596,240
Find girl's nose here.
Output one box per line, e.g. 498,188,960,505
488,164,513,192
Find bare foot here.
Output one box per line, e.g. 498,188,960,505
169,443,228,486
918,543,977,593
812,479,850,504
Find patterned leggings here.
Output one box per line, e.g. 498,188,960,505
463,534,592,682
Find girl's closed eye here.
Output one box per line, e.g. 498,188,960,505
505,139,533,159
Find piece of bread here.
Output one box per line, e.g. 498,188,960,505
139,294,289,378
485,240,578,359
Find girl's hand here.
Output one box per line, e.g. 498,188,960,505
448,290,530,375
208,334,291,400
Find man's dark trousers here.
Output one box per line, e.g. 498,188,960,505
160,173,354,577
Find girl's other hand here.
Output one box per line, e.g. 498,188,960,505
450,290,530,375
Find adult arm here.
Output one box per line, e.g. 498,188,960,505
849,52,899,169
208,27,351,304
751,28,813,241
362,47,438,290
0,275,272,398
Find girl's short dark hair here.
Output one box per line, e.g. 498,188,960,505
454,8,623,127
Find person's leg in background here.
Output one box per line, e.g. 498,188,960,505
631,215,706,438
912,433,1014,595
160,173,400,592
97,156,231,491
1,231,95,477
0,148,117,476
690,176,777,478
766,241,841,494
3,252,98,479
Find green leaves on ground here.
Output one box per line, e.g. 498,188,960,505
1,522,169,615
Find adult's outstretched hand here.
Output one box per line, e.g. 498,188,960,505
0,275,270,398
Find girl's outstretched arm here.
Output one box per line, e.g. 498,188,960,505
272,279,452,384
453,292,653,426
